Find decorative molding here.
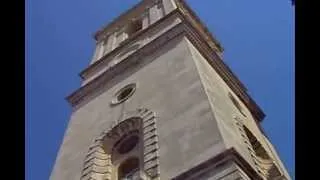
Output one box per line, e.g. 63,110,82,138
67,15,185,109
172,148,263,180
70,8,265,122
77,0,265,123
233,117,283,179
80,108,160,180
81,10,179,80
174,0,223,53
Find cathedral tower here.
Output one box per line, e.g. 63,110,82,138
50,0,291,179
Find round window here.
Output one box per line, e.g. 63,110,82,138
111,83,136,105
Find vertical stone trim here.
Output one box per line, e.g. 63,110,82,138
104,34,113,55
110,32,117,51
81,140,112,180
149,2,163,25
80,108,160,180
142,10,150,29
157,1,165,18
101,37,110,58
90,43,100,64
162,0,177,15
94,41,104,62
140,108,160,179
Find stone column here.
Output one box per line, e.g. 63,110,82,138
92,41,104,63
110,32,117,50
142,11,150,29
149,4,162,25
115,30,127,46
90,42,101,64
162,0,177,15
104,34,113,54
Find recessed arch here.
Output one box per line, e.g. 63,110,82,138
80,108,160,180
116,135,140,154
241,125,282,179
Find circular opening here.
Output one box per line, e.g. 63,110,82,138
117,87,134,101
117,135,139,154
112,84,136,105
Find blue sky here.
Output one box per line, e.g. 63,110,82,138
26,0,294,179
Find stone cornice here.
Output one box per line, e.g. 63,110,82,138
89,0,225,78
67,21,186,109
70,8,265,122
175,0,223,53
172,147,263,180
80,10,180,80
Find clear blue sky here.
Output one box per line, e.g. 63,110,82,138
26,0,294,179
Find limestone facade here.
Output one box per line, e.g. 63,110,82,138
50,0,291,179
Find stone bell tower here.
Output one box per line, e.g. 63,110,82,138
50,0,291,179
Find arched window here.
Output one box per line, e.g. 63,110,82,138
118,157,140,179
81,109,160,180
107,123,142,179
242,126,282,179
